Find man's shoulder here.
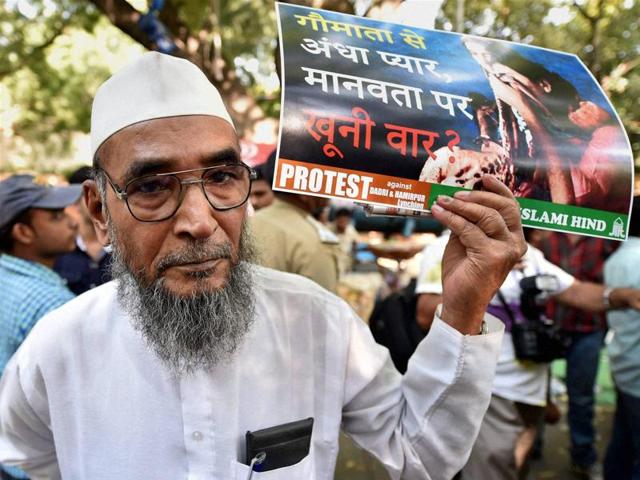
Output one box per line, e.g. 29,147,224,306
8,282,124,393
250,265,360,350
252,264,345,308
0,269,73,315
524,244,564,274
26,281,119,347
251,204,309,228
249,207,294,238
23,275,74,301
606,241,640,270
249,208,323,260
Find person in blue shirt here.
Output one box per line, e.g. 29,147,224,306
54,167,112,295
604,196,640,480
0,174,80,480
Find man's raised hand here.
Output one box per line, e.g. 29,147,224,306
430,175,527,334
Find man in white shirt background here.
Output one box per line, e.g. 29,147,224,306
415,229,640,480
0,52,528,480
603,196,640,480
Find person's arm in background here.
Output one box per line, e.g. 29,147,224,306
521,244,640,314
416,294,442,332
414,231,448,333
553,281,640,312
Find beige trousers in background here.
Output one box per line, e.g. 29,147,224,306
461,394,545,480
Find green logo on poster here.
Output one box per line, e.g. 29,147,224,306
609,218,625,238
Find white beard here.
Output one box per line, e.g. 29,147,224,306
110,226,256,376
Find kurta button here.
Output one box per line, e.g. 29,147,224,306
192,431,203,441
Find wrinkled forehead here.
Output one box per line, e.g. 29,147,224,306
98,115,241,180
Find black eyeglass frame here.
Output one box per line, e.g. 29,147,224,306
97,163,258,223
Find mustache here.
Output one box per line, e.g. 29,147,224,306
155,241,233,275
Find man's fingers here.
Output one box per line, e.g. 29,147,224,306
480,174,514,198
431,203,488,249
441,175,526,259
452,176,523,233
434,195,509,239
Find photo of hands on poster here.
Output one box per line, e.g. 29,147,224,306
274,3,634,240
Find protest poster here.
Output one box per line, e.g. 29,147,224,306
274,3,635,240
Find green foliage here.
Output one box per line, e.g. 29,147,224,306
0,0,101,78
220,0,279,87
1,3,143,165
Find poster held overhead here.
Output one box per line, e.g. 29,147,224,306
275,3,634,240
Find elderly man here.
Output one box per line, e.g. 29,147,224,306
0,52,526,480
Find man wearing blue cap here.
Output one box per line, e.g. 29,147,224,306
0,174,80,480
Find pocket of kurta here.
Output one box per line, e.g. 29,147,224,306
233,452,313,479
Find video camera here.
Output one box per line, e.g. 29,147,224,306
519,274,561,323
513,274,569,363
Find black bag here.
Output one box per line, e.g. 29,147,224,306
511,319,570,363
369,279,425,373
497,290,570,363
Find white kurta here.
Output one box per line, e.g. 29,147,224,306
0,265,503,480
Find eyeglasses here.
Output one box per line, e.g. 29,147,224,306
98,163,257,222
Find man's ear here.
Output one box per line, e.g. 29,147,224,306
11,222,35,247
84,180,110,246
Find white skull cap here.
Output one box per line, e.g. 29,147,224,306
90,51,235,159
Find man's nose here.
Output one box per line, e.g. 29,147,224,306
172,183,218,239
